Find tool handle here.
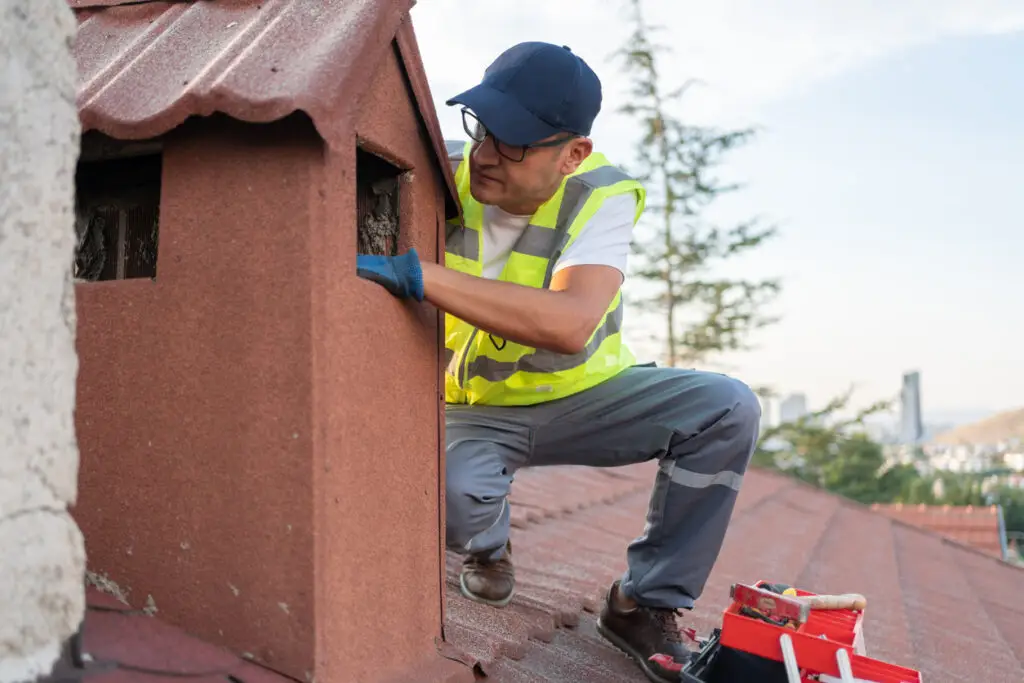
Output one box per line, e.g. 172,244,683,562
801,593,866,611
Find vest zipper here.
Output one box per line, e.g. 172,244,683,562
457,328,480,390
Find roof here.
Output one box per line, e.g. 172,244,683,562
69,0,459,217
445,463,1024,682
43,586,292,683
871,502,1008,559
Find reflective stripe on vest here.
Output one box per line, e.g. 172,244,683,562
444,139,645,406
444,296,626,383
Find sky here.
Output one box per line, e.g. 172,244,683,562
409,0,1024,421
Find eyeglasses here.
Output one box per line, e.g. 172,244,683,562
461,107,578,163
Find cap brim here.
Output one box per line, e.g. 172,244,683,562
446,84,561,147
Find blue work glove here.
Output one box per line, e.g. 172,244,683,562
356,248,424,302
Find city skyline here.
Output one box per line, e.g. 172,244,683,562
758,369,1000,437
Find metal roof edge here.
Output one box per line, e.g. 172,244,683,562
996,503,1009,561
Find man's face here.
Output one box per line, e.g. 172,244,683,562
466,129,594,215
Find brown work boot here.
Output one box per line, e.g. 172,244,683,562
596,580,693,683
459,540,515,607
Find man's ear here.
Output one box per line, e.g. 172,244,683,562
561,137,594,174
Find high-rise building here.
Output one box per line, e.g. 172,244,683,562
757,394,775,433
779,393,808,423
900,371,923,445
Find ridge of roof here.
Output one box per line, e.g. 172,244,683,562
68,0,178,8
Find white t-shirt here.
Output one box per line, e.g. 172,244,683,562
480,193,637,281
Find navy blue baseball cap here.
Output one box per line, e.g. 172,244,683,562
446,42,602,147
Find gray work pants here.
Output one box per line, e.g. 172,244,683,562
445,365,761,610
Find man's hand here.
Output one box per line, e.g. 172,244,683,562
420,261,622,354
357,248,622,354
356,249,424,301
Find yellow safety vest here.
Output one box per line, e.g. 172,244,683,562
443,140,646,406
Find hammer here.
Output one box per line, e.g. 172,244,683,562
759,582,867,611
800,593,867,611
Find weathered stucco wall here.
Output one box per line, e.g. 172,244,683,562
0,1,87,681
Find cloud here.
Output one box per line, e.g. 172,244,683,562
645,0,1024,121
411,0,1024,133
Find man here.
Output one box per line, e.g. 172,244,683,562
356,41,760,683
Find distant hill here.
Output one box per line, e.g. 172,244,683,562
929,407,1024,446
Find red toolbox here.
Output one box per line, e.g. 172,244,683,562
707,580,923,682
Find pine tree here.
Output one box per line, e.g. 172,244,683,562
614,0,780,366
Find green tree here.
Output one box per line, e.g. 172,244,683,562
876,463,923,502
754,389,901,504
936,473,987,506
899,472,938,505
993,487,1024,534
614,0,780,366
821,433,888,503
